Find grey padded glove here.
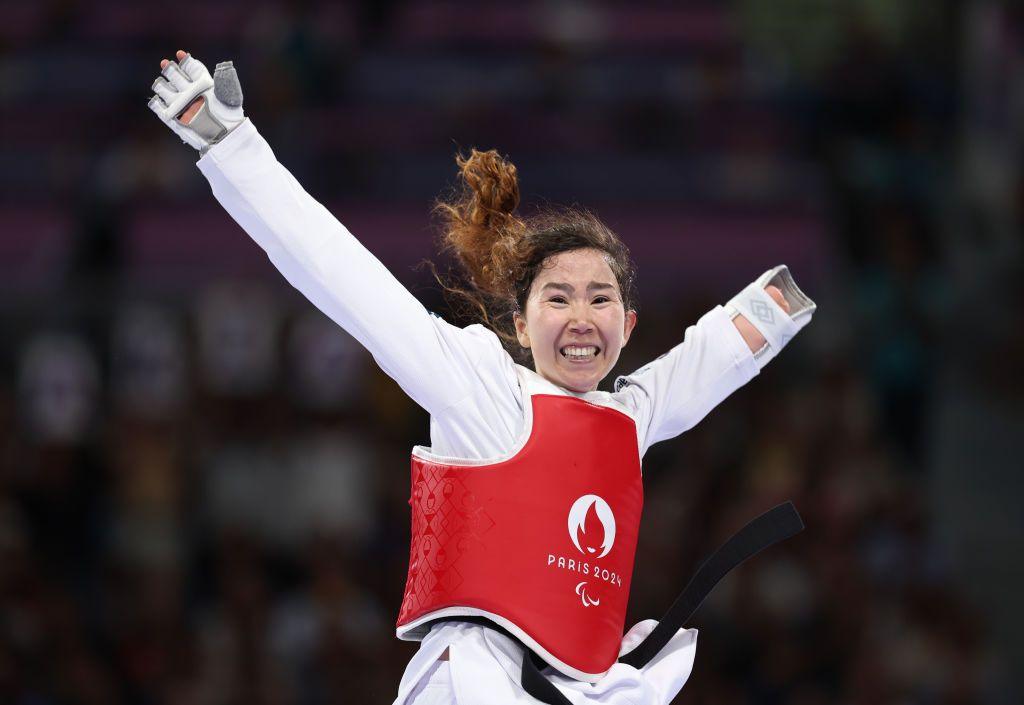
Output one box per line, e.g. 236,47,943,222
148,54,244,152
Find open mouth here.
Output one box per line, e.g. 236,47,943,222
560,345,600,362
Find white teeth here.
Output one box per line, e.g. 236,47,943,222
561,345,598,360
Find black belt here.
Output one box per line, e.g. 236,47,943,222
520,501,805,704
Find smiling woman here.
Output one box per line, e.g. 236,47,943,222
434,148,794,392
150,49,817,705
512,249,636,392
433,150,636,358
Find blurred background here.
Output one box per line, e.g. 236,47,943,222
1,0,1022,703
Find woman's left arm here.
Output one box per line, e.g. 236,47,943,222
615,265,816,456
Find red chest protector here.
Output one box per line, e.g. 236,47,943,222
395,379,643,682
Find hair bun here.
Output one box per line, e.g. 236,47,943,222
458,149,520,221
436,149,527,301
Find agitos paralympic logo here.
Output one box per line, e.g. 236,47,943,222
546,494,624,607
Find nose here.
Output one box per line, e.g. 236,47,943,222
568,307,594,334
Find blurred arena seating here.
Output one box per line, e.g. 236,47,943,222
0,1,1020,703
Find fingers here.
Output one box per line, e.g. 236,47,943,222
159,50,190,72
147,94,166,116
160,51,187,63
161,60,191,90
179,54,208,82
159,49,208,83
151,76,176,104
151,49,212,107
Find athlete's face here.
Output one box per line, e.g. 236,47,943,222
514,248,637,393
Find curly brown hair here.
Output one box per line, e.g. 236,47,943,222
434,148,637,355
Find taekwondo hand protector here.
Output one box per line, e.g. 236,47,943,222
148,55,244,152
725,265,816,364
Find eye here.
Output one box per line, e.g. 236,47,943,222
548,296,568,304
592,296,611,304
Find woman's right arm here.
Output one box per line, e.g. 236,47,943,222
148,52,508,416
195,119,493,415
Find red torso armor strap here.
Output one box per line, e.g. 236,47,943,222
395,392,644,681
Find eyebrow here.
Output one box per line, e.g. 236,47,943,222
540,282,616,293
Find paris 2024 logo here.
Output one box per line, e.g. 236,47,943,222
546,494,624,607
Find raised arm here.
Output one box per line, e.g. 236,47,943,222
149,51,497,414
615,266,816,456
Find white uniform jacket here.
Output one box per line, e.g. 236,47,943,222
196,119,815,705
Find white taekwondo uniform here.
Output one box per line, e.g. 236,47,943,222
195,119,814,705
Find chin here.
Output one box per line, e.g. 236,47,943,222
560,372,603,393
539,358,610,393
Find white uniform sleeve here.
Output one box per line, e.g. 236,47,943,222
615,267,815,456
614,305,760,457
196,119,497,415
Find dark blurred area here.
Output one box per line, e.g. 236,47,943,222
1,0,1022,703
